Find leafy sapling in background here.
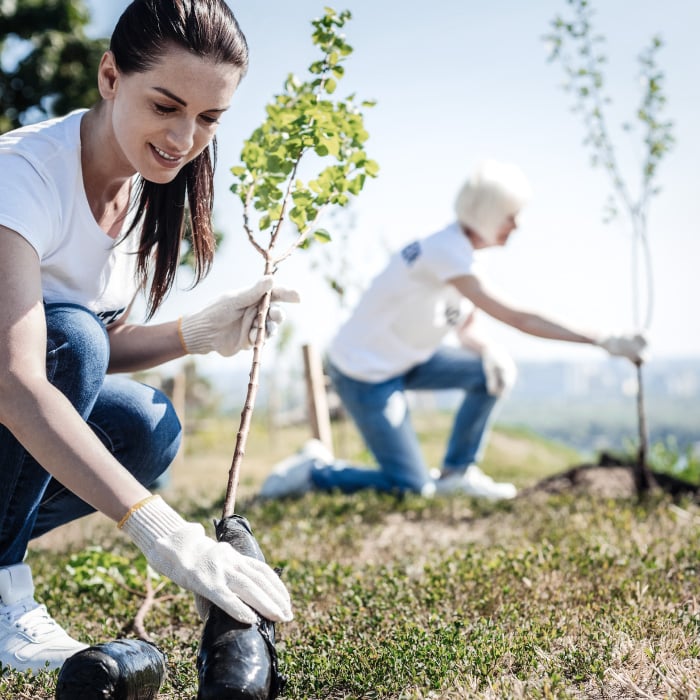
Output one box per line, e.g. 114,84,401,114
224,6,378,515
544,0,674,492
196,9,377,699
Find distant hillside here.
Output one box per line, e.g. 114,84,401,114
497,358,700,455
199,356,700,456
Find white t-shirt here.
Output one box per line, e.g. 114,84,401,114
328,222,479,382
0,110,140,325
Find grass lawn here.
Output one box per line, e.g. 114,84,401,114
2,415,698,699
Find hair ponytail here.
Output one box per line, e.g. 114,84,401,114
130,141,217,318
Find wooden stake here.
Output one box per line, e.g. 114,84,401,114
302,343,333,453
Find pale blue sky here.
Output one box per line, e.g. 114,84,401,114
85,1,699,373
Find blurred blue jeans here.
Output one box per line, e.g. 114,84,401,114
314,346,499,494
0,304,181,567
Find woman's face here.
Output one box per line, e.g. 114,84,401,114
492,214,518,246
99,45,242,183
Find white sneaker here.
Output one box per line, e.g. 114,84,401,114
0,563,87,674
434,465,517,501
299,438,335,465
259,439,334,499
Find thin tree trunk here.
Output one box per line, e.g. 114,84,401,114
634,363,657,494
222,261,274,519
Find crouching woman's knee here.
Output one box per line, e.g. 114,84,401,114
44,304,110,401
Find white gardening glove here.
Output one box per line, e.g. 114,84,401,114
119,495,292,624
596,332,648,363
179,276,300,356
481,345,517,397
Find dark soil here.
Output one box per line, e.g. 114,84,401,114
525,451,700,501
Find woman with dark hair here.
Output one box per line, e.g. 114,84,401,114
0,0,296,674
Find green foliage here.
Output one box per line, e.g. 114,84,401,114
0,0,107,133
230,7,377,262
544,0,674,330
648,437,700,485
65,546,155,598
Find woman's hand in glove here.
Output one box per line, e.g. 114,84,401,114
119,495,292,624
596,333,648,363
481,345,518,397
179,276,300,357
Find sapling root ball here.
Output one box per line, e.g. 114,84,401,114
197,515,286,700
55,638,166,700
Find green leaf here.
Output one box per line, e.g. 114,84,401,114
347,173,366,195
289,206,308,230
314,228,332,243
364,159,380,177
292,190,314,207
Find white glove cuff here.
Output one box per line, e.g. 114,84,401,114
118,495,187,551
179,315,214,355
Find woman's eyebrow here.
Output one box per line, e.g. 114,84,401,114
153,86,187,106
152,86,229,113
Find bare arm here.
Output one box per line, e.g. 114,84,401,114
107,307,186,374
455,310,490,354
0,225,150,521
449,273,599,345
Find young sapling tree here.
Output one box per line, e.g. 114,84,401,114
197,9,377,699
544,0,674,492
223,6,378,517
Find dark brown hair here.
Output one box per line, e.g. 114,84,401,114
110,0,248,317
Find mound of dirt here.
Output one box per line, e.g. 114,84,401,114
524,452,700,501
530,463,638,499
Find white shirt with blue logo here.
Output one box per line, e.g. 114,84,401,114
328,221,479,382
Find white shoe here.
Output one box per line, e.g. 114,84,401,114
259,439,334,499
299,438,335,465
434,465,517,501
420,481,436,498
0,563,87,674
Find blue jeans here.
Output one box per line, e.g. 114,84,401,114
0,304,181,566
314,346,500,494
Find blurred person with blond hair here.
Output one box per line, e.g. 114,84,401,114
261,160,646,502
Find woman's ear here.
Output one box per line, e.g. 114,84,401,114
97,51,120,100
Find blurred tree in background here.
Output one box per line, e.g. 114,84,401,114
0,0,106,133
545,0,674,491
